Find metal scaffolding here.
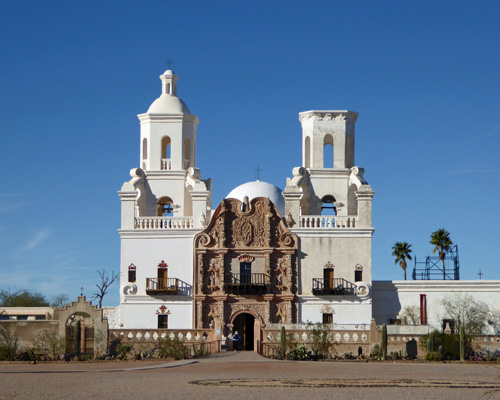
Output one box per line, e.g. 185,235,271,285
412,245,460,280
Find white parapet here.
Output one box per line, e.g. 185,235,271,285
134,216,194,229
298,215,357,229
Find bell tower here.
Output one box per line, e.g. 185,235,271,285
138,69,198,172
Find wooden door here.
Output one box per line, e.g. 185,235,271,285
324,268,334,289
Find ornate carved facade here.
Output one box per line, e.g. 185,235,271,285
194,197,298,334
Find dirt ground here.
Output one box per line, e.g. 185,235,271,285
1,351,500,400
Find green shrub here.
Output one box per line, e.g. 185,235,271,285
158,336,189,360
287,345,312,360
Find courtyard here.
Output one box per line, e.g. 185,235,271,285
1,352,500,400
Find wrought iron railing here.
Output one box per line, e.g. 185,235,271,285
146,278,179,294
312,278,356,295
224,273,267,295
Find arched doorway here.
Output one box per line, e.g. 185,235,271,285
232,312,255,351
65,312,94,357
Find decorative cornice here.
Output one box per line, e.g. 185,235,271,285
299,110,358,123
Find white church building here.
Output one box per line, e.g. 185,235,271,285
114,69,500,348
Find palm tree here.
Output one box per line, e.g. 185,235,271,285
392,242,413,280
430,229,453,280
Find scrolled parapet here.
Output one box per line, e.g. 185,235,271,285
355,281,372,299
349,166,369,189
122,283,138,295
299,111,359,123
130,168,144,178
285,166,308,189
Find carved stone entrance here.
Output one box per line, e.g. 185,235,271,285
194,197,299,340
232,312,255,351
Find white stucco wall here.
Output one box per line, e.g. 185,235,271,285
299,295,372,326
372,280,500,332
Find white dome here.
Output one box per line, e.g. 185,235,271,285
147,94,191,114
226,181,285,216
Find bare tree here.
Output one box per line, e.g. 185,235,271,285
93,269,119,308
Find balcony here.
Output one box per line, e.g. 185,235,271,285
224,273,267,295
298,215,357,229
146,278,179,295
135,217,194,230
161,158,172,171
312,278,356,295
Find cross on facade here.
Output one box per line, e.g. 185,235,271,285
167,57,174,70
478,270,484,280
80,286,84,296
255,165,262,180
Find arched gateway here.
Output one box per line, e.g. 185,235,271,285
194,196,298,351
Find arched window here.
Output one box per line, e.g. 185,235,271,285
142,138,148,170
304,136,311,168
161,136,171,170
323,134,334,168
321,195,337,216
166,83,171,94
184,138,190,169
157,196,174,216
142,138,147,160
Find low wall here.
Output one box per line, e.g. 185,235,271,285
0,320,59,349
260,324,374,357
108,328,220,355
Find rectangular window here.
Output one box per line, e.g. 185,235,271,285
355,270,362,282
128,270,136,283
158,315,168,329
323,313,333,324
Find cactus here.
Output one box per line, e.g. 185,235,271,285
279,326,287,360
459,324,465,362
381,323,387,360
429,331,436,352
438,345,443,356
74,319,81,357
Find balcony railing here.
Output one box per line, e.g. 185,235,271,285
224,273,267,295
146,278,179,295
312,278,356,295
161,158,172,171
298,215,357,229
134,217,194,229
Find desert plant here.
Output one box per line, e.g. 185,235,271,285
287,345,312,360
459,324,465,362
0,325,19,361
381,323,387,360
279,326,287,360
158,335,189,360
308,322,335,359
74,319,81,357
32,329,65,360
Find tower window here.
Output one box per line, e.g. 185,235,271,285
304,136,311,168
355,270,362,282
323,134,334,168
157,197,174,216
321,195,337,216
128,264,136,283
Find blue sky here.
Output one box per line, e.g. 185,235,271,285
1,1,499,306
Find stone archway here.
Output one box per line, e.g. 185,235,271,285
65,312,94,356
231,312,256,351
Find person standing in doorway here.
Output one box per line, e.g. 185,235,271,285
232,331,241,352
